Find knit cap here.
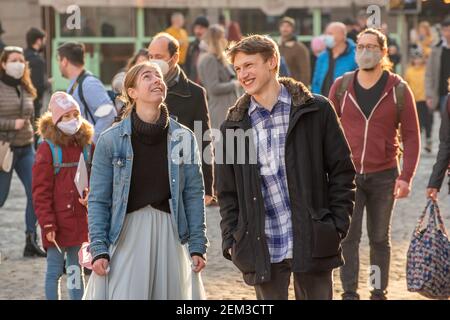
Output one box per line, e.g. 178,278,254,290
48,91,81,124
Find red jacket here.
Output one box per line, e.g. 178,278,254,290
329,71,420,184
32,113,95,249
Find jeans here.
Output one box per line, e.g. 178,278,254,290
439,95,448,118
0,144,37,233
45,246,85,300
340,168,398,296
254,259,333,300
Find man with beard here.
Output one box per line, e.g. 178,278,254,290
328,28,420,300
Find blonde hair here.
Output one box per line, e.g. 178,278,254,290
418,21,432,38
119,61,165,119
205,24,228,65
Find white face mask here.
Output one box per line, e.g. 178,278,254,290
5,62,25,79
149,59,169,77
57,118,82,136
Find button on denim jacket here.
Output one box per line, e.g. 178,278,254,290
87,115,208,259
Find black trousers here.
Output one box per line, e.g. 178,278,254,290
416,101,433,139
254,259,333,300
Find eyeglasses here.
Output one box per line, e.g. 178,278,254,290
356,44,381,51
3,46,24,54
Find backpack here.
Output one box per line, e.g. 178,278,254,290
107,89,120,104
74,71,115,126
42,139,93,175
335,71,407,154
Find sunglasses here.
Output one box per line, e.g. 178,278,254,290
3,46,24,54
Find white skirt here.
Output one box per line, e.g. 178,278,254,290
83,205,206,300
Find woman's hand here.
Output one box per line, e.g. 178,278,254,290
192,256,206,273
78,188,89,207
46,231,56,243
92,258,110,276
426,188,438,201
15,119,25,130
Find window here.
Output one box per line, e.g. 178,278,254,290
228,8,319,37
144,8,190,37
59,7,136,37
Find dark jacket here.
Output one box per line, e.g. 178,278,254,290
279,36,311,86
185,39,202,84
217,77,356,285
428,94,450,192
24,47,48,102
0,39,5,54
165,68,214,196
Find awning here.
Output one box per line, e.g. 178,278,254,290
38,0,386,14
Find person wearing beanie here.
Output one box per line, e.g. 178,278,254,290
278,16,311,86
185,16,210,84
32,91,95,300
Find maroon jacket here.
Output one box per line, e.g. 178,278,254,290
32,113,94,249
329,71,420,184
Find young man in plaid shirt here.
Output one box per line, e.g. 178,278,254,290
217,35,356,300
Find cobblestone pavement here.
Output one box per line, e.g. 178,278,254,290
1,114,449,300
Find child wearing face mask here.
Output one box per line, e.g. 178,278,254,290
32,91,95,300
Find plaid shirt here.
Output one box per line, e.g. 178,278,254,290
249,84,293,263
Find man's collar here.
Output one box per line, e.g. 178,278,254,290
249,84,290,115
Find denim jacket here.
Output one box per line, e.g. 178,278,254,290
87,115,208,260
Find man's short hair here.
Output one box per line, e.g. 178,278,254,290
57,42,85,66
26,27,45,48
226,35,280,73
152,33,180,57
279,16,295,28
326,22,348,37
171,12,184,20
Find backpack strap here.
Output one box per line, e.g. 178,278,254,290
394,80,406,128
45,139,81,175
83,144,93,175
45,139,63,175
393,80,407,156
76,71,97,126
335,71,355,116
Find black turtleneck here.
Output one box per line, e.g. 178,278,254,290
1,73,21,97
126,106,171,214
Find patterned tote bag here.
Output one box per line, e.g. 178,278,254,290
407,200,450,299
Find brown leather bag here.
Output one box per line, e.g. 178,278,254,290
0,140,13,172
0,86,25,172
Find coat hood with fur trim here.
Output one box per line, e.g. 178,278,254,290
36,112,94,147
226,77,314,122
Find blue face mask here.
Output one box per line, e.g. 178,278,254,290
324,35,336,49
